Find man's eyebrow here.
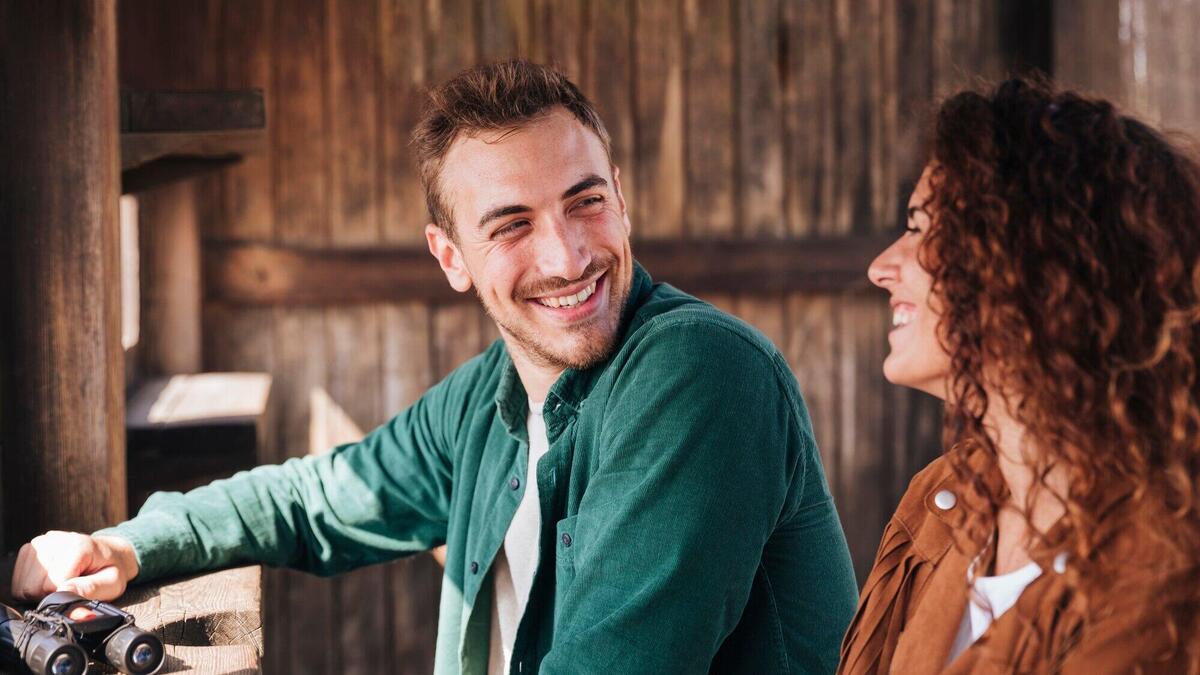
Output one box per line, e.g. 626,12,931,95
562,174,607,200
478,204,531,230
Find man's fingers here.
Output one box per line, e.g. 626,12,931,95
59,565,124,602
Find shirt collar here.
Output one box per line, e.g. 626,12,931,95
493,261,655,438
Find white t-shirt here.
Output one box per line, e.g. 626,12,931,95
488,400,550,675
947,560,1043,662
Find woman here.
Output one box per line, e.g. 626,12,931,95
840,77,1200,673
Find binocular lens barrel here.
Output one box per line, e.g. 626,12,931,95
23,635,86,675
104,625,164,675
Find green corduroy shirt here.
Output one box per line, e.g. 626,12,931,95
100,262,858,674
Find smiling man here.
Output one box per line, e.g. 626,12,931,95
11,61,857,674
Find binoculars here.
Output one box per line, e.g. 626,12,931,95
0,591,163,675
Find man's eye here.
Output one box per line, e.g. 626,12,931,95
575,195,605,211
494,221,529,238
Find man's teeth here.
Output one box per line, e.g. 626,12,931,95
892,307,913,327
537,280,597,308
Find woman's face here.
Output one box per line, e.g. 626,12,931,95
868,167,952,399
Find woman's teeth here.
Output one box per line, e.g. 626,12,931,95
892,307,913,327
537,280,597,308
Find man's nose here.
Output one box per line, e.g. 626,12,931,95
535,215,590,281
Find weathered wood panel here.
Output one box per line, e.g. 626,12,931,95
0,1,126,547
114,1,1053,670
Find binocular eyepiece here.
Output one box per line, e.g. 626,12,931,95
0,591,163,675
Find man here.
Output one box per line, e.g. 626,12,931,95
12,60,857,674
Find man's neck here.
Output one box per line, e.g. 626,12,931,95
505,340,564,405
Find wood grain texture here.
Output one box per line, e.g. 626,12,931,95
273,308,335,675
272,0,329,246
781,0,835,236
138,181,203,376
785,293,840,488
0,0,126,546
584,0,635,215
380,0,429,245
326,306,387,675
215,0,275,242
531,0,584,82
381,304,441,675
632,0,685,239
118,565,263,674
478,0,532,61
327,0,382,246
205,235,892,305
736,0,785,237
683,0,736,236
836,293,889,583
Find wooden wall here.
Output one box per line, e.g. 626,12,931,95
118,1,1047,672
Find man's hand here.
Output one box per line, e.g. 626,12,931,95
11,531,139,602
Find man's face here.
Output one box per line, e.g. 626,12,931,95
428,108,634,372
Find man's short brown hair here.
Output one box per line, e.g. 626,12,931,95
411,59,612,233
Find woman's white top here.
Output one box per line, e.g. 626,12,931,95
947,560,1044,662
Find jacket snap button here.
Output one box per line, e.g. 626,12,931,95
933,489,957,510
470,561,479,574
561,532,572,548
1053,552,1068,574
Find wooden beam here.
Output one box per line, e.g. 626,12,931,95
0,1,126,548
203,234,893,306
120,89,265,133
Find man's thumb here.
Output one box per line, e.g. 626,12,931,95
59,565,124,601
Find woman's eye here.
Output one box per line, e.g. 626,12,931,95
904,225,922,235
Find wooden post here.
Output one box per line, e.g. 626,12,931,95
0,2,126,549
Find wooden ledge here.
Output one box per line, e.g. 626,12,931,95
117,565,263,674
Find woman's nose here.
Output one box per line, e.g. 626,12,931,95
867,242,900,289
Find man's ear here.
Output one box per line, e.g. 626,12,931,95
612,165,632,236
426,223,473,293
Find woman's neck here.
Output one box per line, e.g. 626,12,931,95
983,401,1068,574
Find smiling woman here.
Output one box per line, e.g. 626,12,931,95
841,77,1200,673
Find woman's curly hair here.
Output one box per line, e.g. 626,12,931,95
923,76,1200,661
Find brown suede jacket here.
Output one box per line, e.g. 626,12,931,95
838,453,1199,674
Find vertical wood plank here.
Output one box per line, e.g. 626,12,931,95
0,0,126,545
736,0,786,237
273,306,336,675
478,0,532,61
781,0,835,236
733,294,787,351
327,0,382,246
200,302,282,671
837,293,889,583
273,0,329,246
380,0,429,246
138,182,203,375
432,304,487,378
381,303,441,675
584,0,635,216
894,0,936,205
784,293,840,491
632,0,685,239
831,0,880,234
216,0,275,242
684,0,736,237
1053,0,1123,100
426,0,477,82
326,307,387,675
531,0,584,81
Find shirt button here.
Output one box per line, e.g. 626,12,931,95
933,489,957,510
554,402,562,411
470,561,479,574
509,477,520,490
561,532,572,548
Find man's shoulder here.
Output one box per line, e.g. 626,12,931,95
625,282,783,368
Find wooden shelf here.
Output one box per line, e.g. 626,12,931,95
120,89,266,194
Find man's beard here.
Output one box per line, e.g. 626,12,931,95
479,255,629,371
